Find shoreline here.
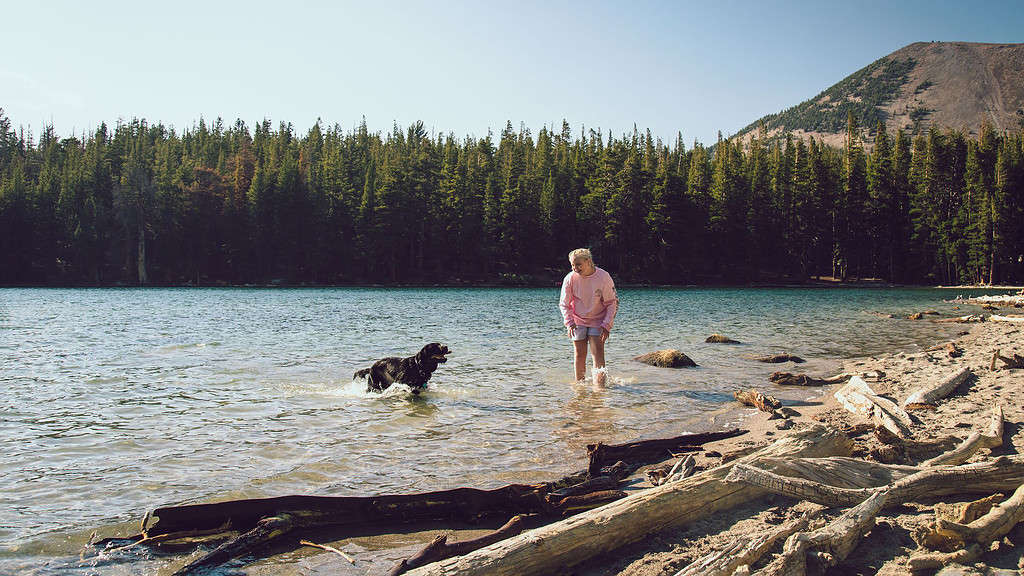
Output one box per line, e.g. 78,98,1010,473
237,303,1022,576
13,297,1022,575
573,311,1024,576
3,281,1022,290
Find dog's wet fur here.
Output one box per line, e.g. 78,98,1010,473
354,343,451,394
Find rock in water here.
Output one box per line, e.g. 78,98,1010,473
705,334,741,344
633,350,697,368
756,353,805,363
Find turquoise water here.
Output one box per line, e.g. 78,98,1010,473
0,286,1001,572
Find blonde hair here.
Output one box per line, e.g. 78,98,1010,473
568,248,593,264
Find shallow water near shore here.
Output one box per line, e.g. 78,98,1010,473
0,286,1010,573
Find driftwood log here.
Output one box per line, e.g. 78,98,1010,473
935,314,985,323
925,341,963,358
586,429,745,476
725,456,1024,508
922,405,1004,466
991,350,1024,370
871,426,959,464
386,514,528,576
909,482,1024,572
646,455,697,486
673,511,818,576
757,489,887,576
903,367,972,410
834,376,914,437
769,372,853,387
89,427,747,575
173,513,295,576
403,425,852,576
734,389,782,416
990,314,1024,323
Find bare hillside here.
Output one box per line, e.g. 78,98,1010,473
737,41,1024,148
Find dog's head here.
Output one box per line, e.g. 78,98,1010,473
418,342,451,365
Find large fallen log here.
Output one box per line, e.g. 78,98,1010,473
673,511,818,576
586,429,746,476
145,485,550,539
404,425,852,576
725,456,1024,508
902,367,972,410
747,456,920,488
90,426,749,574
758,490,887,576
909,482,1024,572
834,376,914,437
922,405,1004,466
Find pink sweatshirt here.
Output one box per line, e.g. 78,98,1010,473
559,267,618,330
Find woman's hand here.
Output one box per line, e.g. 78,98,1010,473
600,328,610,343
567,325,576,339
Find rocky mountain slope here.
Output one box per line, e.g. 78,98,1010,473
736,42,1024,148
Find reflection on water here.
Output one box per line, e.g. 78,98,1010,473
0,285,1007,573
556,381,616,454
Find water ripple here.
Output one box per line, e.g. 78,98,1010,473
0,285,1005,569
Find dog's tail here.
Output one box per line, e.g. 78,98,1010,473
353,367,370,380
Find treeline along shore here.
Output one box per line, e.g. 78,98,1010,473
1,108,1023,287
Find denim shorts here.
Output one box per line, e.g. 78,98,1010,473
570,325,603,341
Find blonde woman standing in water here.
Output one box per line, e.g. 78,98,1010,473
559,248,618,386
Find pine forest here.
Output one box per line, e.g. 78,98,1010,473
1,109,1023,287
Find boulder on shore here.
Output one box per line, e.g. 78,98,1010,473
634,350,697,368
705,334,741,344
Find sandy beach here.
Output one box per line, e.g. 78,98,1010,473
570,304,1024,576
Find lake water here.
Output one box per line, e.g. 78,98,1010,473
0,286,998,573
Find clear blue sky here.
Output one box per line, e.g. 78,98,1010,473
2,0,1022,146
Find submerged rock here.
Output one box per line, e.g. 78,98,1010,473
634,349,697,368
705,334,741,344
756,353,805,364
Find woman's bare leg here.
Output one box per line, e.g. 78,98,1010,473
573,339,589,382
589,334,606,386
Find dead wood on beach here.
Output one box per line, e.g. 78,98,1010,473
769,372,853,386
585,429,746,477
834,376,914,437
734,389,783,417
673,511,819,576
909,482,1024,572
402,425,851,576
386,514,529,576
86,427,747,575
757,490,888,576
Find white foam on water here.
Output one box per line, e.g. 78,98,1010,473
586,366,634,387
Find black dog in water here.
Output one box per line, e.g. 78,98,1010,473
354,343,451,394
